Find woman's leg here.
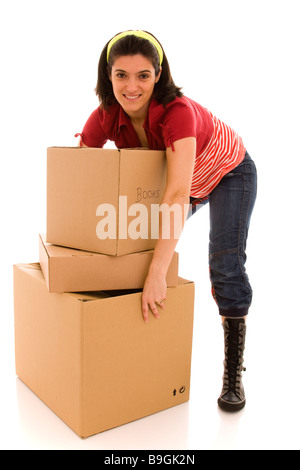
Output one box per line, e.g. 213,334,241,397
208,152,257,410
208,152,257,318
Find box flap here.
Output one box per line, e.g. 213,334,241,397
117,149,167,255
40,234,156,258
47,147,120,255
67,291,111,302
40,234,94,258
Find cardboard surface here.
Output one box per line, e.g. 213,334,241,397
13,263,195,438
46,147,167,256
39,234,179,292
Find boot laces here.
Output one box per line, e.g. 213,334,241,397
223,323,246,392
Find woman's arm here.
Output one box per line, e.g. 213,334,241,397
141,136,196,322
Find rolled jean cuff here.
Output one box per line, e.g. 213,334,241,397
219,307,249,318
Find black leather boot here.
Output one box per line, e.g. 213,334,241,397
218,318,247,412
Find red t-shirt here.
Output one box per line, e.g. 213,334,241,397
76,96,246,198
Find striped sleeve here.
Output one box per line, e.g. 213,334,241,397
190,112,246,198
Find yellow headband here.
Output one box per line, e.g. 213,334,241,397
107,30,163,66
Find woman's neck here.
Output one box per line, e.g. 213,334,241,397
130,115,145,127
125,101,151,126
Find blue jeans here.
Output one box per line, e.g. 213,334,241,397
188,152,257,317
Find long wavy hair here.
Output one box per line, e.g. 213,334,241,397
95,31,183,109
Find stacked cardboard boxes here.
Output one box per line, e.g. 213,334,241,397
13,147,195,438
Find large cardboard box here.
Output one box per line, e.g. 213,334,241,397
13,263,195,438
39,234,179,293
46,147,167,256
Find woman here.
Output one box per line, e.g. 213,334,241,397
76,30,257,412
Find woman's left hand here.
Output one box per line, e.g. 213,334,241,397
141,269,167,323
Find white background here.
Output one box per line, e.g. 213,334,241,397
1,0,299,450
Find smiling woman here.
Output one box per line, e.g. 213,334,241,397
96,31,182,110
109,55,162,144
76,30,257,413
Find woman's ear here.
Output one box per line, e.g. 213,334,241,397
155,67,162,84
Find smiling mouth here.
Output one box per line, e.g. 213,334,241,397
123,94,141,100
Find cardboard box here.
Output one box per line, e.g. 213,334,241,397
13,263,195,438
39,234,179,292
46,147,167,256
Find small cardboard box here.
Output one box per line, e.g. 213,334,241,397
39,234,179,293
13,263,195,438
46,147,167,256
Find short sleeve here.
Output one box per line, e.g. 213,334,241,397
75,108,108,148
160,101,197,151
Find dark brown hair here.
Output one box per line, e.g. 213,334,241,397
95,31,183,109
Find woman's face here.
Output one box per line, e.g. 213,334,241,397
109,54,161,120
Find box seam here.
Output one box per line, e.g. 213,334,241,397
79,303,85,436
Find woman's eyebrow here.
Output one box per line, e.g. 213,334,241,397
114,69,152,73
